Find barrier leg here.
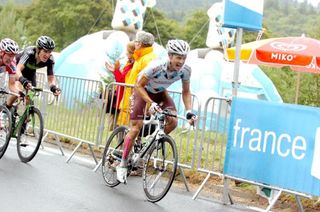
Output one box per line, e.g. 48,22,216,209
295,195,304,212
88,144,98,164
40,131,49,150
192,173,210,200
178,166,190,192
66,141,83,163
93,159,102,172
223,178,233,205
265,190,282,212
54,134,65,156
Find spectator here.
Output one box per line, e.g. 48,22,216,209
117,31,156,126
103,41,135,128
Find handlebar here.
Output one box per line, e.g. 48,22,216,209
0,88,20,97
143,109,188,126
27,87,43,97
0,87,43,99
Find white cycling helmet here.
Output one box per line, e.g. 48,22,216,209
166,39,190,56
0,38,19,54
36,35,55,50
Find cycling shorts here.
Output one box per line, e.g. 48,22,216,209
129,89,176,120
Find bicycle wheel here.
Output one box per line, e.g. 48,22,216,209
16,107,44,163
143,135,178,202
0,105,12,159
102,126,128,187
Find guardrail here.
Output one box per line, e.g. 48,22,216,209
34,73,318,211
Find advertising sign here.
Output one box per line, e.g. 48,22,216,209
224,98,320,196
222,0,264,31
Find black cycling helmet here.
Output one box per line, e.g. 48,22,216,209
0,38,19,54
36,35,55,50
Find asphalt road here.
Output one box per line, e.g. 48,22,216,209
0,141,246,212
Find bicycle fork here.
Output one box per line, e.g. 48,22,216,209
149,141,168,189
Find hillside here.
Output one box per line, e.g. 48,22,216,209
156,0,320,37
1,0,319,37
155,0,218,21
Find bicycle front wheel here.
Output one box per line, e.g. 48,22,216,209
102,126,128,187
0,105,12,159
16,107,44,163
143,135,178,203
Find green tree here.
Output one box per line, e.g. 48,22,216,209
143,8,180,46
297,74,320,106
181,9,208,49
19,0,113,50
262,66,297,103
0,2,27,47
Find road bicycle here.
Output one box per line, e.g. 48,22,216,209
0,87,44,162
0,92,12,159
102,109,188,203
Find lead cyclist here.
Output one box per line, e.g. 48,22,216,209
116,39,198,183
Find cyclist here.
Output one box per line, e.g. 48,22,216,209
15,35,60,96
0,38,24,107
116,39,197,183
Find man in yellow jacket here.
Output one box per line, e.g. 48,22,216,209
117,31,156,126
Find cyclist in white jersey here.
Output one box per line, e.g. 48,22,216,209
116,39,197,183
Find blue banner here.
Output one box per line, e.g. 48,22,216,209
224,98,320,196
222,0,264,31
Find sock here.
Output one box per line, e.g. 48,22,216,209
120,160,128,167
122,136,132,160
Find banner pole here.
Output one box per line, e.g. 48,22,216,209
232,27,243,97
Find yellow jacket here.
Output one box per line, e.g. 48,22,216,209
117,46,156,126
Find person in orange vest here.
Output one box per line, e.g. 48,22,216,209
117,31,156,126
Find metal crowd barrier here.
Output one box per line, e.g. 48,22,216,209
37,75,105,164
192,96,231,199
33,73,319,211
36,76,202,172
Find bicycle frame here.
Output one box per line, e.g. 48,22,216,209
11,88,41,137
131,110,184,167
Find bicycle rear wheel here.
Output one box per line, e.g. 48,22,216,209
143,135,178,202
0,105,12,159
102,126,128,187
16,107,44,163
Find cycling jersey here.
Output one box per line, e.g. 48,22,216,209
0,61,16,75
142,58,191,93
16,46,54,86
0,61,16,89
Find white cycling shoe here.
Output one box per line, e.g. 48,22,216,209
116,166,128,184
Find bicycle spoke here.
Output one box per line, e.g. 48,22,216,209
149,170,165,190
0,106,12,159
102,126,128,187
143,136,178,202
16,108,43,163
